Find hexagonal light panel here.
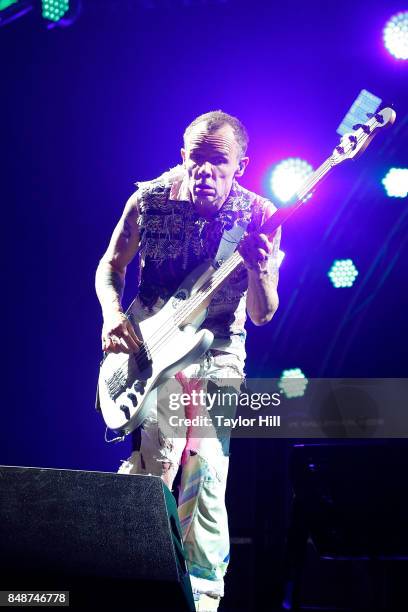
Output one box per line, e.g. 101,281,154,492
42,0,69,22
328,259,359,288
279,368,308,399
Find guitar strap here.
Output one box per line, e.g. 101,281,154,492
213,218,249,267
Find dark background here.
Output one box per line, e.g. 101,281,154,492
0,1,407,609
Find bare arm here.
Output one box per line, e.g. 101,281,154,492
245,241,279,326
239,205,281,326
95,192,142,353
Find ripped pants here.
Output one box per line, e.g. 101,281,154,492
118,350,244,599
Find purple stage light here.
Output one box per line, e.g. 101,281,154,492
383,11,408,60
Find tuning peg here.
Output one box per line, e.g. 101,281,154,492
353,123,371,134
335,145,345,154
366,111,385,124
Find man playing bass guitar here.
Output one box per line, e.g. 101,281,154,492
95,110,281,611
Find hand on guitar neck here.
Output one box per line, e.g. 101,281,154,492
238,229,277,272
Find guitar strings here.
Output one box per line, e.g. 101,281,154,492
107,251,241,381
109,123,380,379
129,251,241,367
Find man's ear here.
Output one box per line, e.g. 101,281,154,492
181,148,186,167
235,156,249,178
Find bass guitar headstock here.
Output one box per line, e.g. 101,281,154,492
330,107,396,166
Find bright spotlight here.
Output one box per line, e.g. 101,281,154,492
382,168,408,198
328,259,359,288
383,11,408,60
269,158,313,205
279,368,308,399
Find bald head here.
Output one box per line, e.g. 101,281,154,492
183,110,249,158
181,121,249,216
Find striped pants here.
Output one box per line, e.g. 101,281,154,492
118,351,244,598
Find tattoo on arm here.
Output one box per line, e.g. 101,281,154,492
95,261,126,314
103,267,125,299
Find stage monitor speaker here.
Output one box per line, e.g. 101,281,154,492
0,465,195,611
290,441,408,559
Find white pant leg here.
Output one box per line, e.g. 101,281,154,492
117,351,244,599
178,353,244,598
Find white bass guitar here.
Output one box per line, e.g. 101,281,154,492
97,108,396,439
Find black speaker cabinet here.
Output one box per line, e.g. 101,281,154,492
0,466,195,611
290,441,408,559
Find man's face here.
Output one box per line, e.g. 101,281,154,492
181,122,249,215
